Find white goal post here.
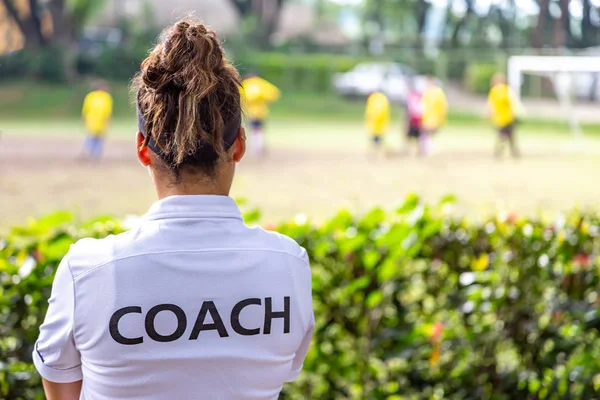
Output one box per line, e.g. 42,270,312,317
508,55,600,138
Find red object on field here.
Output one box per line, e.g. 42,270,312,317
406,90,423,127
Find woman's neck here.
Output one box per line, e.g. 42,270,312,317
154,179,231,199
150,163,235,200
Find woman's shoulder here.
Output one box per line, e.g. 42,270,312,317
62,230,135,281
246,225,309,267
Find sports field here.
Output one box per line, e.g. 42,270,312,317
2,111,600,227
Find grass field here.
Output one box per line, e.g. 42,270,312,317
2,116,599,227
1,82,599,228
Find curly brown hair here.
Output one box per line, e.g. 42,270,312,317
132,18,242,175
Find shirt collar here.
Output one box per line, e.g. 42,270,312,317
144,195,243,221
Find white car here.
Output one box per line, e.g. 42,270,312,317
332,62,429,103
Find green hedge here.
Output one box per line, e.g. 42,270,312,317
0,45,509,93
465,63,498,95
235,52,361,93
0,47,69,83
2,197,600,399
0,47,364,92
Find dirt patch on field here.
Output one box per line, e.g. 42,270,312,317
1,136,599,227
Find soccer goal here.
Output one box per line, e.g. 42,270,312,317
507,55,600,138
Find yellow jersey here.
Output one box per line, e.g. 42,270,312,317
421,86,448,131
488,83,516,128
365,92,390,136
82,90,113,136
241,77,280,121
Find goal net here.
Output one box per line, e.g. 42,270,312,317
507,55,600,138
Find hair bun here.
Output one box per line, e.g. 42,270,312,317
142,59,187,94
140,20,225,95
186,25,208,40
133,17,242,168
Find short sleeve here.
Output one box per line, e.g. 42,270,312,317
286,312,315,383
287,247,313,382
33,257,82,383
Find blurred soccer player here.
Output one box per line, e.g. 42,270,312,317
486,73,521,158
402,79,424,155
421,76,448,157
365,91,391,158
81,80,113,160
241,73,280,156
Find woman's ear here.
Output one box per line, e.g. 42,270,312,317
232,127,246,163
136,132,152,167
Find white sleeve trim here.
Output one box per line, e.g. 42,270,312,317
33,346,83,383
285,367,302,383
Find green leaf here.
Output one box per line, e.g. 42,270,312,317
378,256,401,282
35,211,74,231
366,290,384,308
529,379,541,393
344,276,371,295
324,209,354,231
377,224,411,247
362,250,380,270
243,209,262,224
422,220,442,238
396,193,420,215
339,233,366,256
360,207,386,230
43,237,75,261
439,194,457,205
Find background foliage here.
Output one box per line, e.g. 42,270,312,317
2,197,600,399
465,63,499,95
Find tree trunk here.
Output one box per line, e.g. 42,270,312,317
2,0,26,36
502,0,519,48
581,0,593,47
1,0,46,48
415,0,430,49
46,0,75,46
496,7,511,49
231,0,252,17
253,0,284,50
552,0,570,48
450,0,474,47
416,0,430,34
361,0,385,54
46,0,77,81
373,0,384,32
532,0,549,48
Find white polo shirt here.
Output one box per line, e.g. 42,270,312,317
33,195,314,400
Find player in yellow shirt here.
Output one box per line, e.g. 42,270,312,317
420,77,448,156
81,80,113,160
365,91,390,157
241,74,280,156
486,73,520,158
